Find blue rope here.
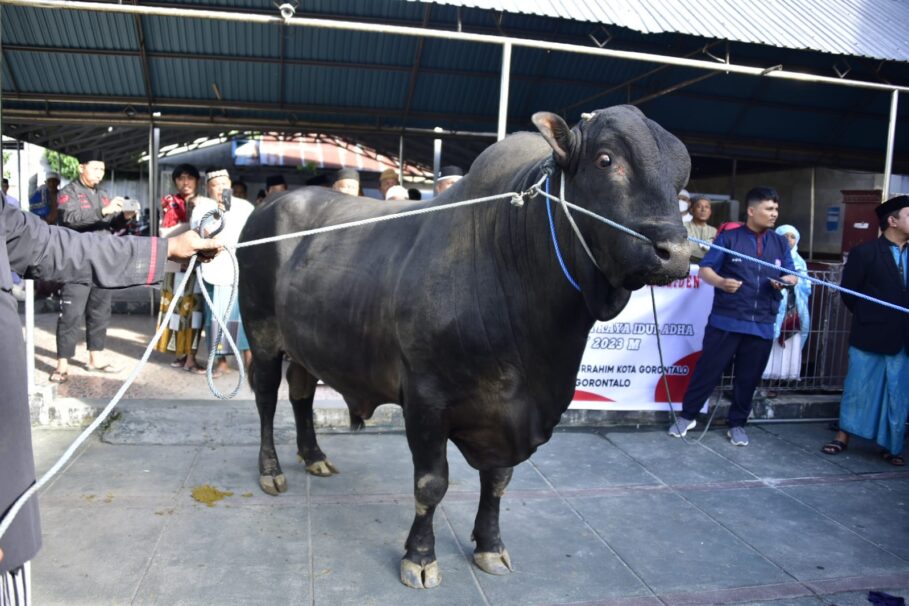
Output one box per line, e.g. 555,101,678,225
687,234,909,315
545,177,581,292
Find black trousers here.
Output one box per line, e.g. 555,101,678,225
55,282,112,359
680,324,773,427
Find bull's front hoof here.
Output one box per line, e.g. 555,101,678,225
400,558,441,589
473,549,513,575
298,456,339,477
259,473,287,496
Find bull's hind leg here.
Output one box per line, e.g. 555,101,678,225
253,354,287,496
287,362,338,477
472,467,514,575
400,408,449,589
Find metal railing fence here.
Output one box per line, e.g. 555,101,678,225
720,264,852,393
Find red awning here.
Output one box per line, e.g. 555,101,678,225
232,134,430,177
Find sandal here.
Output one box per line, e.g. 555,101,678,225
48,371,69,384
184,365,207,375
821,439,848,455
882,453,905,467
169,357,188,368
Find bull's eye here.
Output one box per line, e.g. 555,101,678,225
596,153,612,169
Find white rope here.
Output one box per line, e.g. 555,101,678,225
554,175,601,270
196,256,245,400
0,257,199,542
232,191,521,250
0,186,530,544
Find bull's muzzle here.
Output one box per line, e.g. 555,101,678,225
650,240,691,281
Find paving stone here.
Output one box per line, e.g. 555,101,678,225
571,491,791,594
780,480,909,560
810,587,909,606
705,595,822,606
102,400,297,446
603,428,755,486
31,428,85,476
133,505,311,605
310,503,482,606
41,441,199,505
531,431,658,491
184,444,309,504
306,433,415,498
695,426,847,479
447,443,551,493
758,423,893,474
684,487,908,581
33,503,169,606
443,497,651,605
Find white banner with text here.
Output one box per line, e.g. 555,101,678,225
570,267,714,411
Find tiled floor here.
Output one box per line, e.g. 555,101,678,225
28,415,909,606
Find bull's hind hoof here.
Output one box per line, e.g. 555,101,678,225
298,457,339,477
259,473,287,496
473,549,513,575
400,559,441,589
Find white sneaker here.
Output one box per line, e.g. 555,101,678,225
727,426,749,446
668,417,696,438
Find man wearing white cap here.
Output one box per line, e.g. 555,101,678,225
29,172,61,224
679,188,692,223
384,185,409,201
435,165,464,195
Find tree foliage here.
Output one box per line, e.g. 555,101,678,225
45,150,80,181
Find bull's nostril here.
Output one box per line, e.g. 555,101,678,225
654,245,671,261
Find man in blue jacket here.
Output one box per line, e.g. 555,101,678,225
668,186,797,446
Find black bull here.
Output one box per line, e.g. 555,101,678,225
237,105,691,588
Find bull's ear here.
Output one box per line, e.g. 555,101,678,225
532,112,574,168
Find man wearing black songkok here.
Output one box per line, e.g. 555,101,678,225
51,150,135,382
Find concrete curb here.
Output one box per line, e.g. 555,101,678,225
29,391,840,430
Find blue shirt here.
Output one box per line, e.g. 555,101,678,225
700,227,796,339
889,241,908,289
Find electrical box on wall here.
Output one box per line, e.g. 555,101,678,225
840,190,881,254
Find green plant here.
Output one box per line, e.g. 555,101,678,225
2,151,10,179
45,150,80,181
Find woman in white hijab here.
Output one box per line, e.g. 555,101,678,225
763,224,811,380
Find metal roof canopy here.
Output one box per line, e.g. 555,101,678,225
0,0,907,186
426,0,909,63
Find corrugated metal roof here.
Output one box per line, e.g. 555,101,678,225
419,0,909,62
1,0,908,173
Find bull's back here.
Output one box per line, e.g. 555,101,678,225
238,189,425,396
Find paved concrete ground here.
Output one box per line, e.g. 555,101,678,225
29,402,908,606
26,306,279,402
